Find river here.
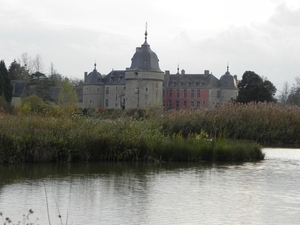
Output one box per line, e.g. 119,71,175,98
0,148,300,225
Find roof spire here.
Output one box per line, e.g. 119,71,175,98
94,61,97,70
145,22,148,42
227,62,229,72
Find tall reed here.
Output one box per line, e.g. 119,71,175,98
0,109,264,163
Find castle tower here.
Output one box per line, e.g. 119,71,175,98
219,65,239,104
125,26,164,109
82,63,104,108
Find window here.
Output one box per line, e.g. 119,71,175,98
183,101,187,107
105,99,108,107
184,90,187,97
176,100,179,108
197,101,200,107
191,89,194,98
191,100,194,107
197,89,200,97
163,90,165,97
203,101,206,106
105,87,109,94
177,89,180,98
169,90,172,97
168,100,172,108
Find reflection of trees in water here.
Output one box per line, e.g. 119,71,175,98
0,161,255,224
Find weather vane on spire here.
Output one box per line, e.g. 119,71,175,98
145,22,148,41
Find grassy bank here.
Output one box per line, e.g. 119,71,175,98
0,110,264,163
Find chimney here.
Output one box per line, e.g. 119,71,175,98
204,70,209,75
165,70,170,76
181,69,185,75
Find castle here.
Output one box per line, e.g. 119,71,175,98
83,29,238,110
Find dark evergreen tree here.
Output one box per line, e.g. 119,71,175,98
28,71,55,101
0,60,13,103
8,60,29,81
236,71,277,103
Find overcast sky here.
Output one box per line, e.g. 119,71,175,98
1,0,300,94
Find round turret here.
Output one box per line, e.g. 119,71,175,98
220,66,238,89
128,30,162,72
85,63,102,84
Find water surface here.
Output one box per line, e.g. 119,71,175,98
0,148,300,225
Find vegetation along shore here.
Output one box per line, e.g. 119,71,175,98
4,101,300,164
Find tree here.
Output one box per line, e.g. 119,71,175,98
28,71,55,101
18,53,45,74
8,60,30,81
19,53,33,73
287,77,300,106
277,81,290,105
57,78,78,113
236,71,277,103
48,62,63,86
32,54,45,73
18,94,49,113
0,60,13,103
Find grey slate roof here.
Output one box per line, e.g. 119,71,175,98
164,73,220,89
11,80,27,97
85,63,103,84
103,70,126,85
128,37,162,72
220,70,238,89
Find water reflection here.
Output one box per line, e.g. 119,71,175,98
0,149,300,225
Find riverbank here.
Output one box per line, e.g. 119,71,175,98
0,111,264,164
